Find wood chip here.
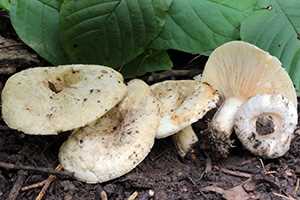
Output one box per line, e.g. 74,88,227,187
100,191,108,200
127,191,138,200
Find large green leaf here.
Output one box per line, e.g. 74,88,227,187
10,0,68,64
59,0,259,76
241,0,300,94
150,0,258,54
121,50,172,78
60,0,165,67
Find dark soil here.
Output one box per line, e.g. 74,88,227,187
1,15,300,200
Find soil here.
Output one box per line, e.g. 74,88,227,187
1,15,300,200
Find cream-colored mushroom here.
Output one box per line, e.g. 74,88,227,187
151,80,219,138
172,126,198,158
200,41,297,157
234,94,297,158
150,80,219,157
1,65,127,135
59,79,159,183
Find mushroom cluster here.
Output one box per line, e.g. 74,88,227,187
1,41,298,184
199,41,298,158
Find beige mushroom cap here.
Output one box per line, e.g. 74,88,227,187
202,41,297,105
151,80,219,138
1,64,127,135
59,79,159,183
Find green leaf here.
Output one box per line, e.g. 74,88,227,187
121,50,172,78
60,0,165,67
10,0,68,64
240,0,300,94
150,0,258,54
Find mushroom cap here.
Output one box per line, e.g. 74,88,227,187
151,80,219,138
1,64,127,135
201,41,297,106
59,79,159,183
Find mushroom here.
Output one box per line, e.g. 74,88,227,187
150,80,219,156
234,94,297,158
172,126,198,158
200,41,297,157
59,79,159,183
1,64,127,135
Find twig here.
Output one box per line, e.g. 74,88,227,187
272,192,296,200
35,165,63,200
8,170,27,200
0,161,73,178
220,168,252,178
259,158,266,173
187,54,202,65
265,170,277,175
21,180,48,191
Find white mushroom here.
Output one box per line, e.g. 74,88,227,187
172,126,198,158
234,94,297,158
151,80,219,139
1,64,127,135
59,79,159,183
200,41,297,157
150,80,219,157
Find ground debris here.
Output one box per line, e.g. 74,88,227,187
201,184,254,200
0,35,40,74
8,170,27,200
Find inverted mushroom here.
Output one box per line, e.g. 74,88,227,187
234,94,297,158
1,64,127,135
151,80,219,138
200,41,297,157
151,80,219,157
59,79,159,183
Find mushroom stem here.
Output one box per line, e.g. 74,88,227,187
234,94,297,158
172,126,198,158
209,97,244,157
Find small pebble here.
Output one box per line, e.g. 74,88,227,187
148,189,154,197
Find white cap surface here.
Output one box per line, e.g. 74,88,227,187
59,79,159,183
2,64,127,135
151,80,219,138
